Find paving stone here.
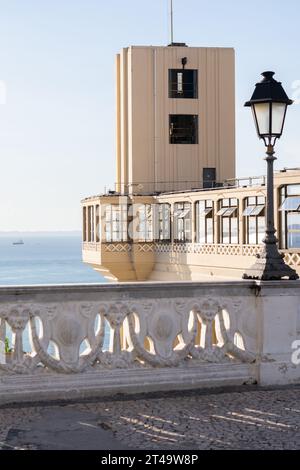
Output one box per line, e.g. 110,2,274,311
1,388,300,450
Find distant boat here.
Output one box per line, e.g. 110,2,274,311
13,239,24,246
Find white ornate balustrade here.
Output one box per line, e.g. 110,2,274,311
1,281,300,404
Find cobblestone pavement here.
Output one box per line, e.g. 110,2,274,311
1,387,300,450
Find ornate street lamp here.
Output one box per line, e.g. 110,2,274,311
243,71,299,280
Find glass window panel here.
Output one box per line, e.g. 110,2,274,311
198,217,206,244
104,205,128,242
279,197,300,211
177,219,184,241
207,218,213,243
271,102,286,135
138,221,146,233
230,198,238,206
164,207,170,220
287,213,300,231
197,200,213,244
257,217,265,244
136,204,153,241
287,212,300,248
217,208,228,216
222,199,230,207
197,200,205,213
231,218,238,244
248,197,257,206
243,206,256,217
198,207,212,217
176,208,190,219
185,218,191,233
158,204,170,241
113,233,121,242
165,224,170,240
146,206,152,219
222,218,230,244
250,205,265,216
176,211,185,219
248,218,257,244
173,209,181,217
174,203,191,241
223,208,237,217
105,227,112,242
257,196,266,205
288,232,300,249
287,185,300,196
182,208,191,218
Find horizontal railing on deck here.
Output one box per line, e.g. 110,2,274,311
82,241,300,267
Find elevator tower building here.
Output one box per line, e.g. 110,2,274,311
115,44,236,195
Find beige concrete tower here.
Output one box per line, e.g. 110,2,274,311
116,44,236,195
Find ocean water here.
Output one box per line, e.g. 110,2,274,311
0,235,108,353
0,235,105,285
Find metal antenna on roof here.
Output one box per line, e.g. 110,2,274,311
170,0,174,44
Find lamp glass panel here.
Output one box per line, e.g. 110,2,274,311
271,102,287,135
253,103,270,136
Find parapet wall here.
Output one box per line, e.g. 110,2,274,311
0,281,300,404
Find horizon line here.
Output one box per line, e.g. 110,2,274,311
0,230,82,234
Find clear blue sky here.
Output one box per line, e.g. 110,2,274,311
0,0,300,231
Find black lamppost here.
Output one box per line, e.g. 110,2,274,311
243,71,299,281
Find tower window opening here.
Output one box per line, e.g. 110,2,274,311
169,69,198,99
169,115,198,144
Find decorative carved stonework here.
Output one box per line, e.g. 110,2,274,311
0,292,256,376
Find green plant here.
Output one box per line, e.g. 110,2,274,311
5,337,12,354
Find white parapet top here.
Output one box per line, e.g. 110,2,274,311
0,280,300,404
